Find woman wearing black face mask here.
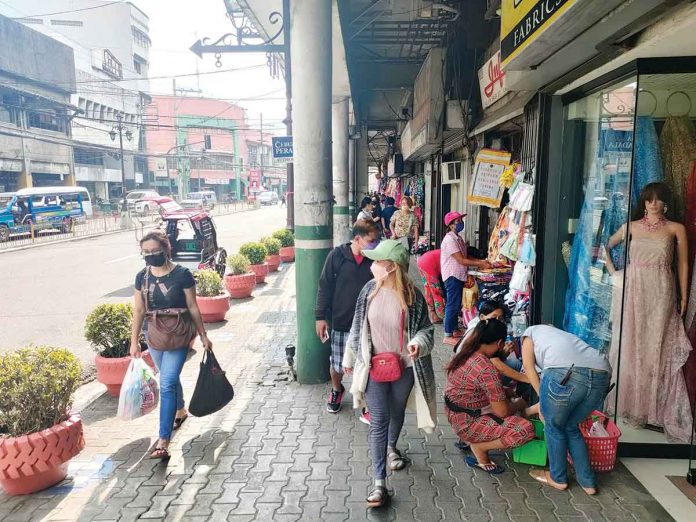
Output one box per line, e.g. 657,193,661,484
130,230,211,459
444,319,534,474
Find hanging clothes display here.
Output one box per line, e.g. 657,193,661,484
632,116,665,204
660,116,696,223
685,160,696,271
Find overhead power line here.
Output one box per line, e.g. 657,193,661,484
16,0,123,18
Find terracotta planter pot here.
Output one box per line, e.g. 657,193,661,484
224,272,256,299
266,254,281,272
280,246,295,263
0,414,85,495
249,262,269,284
95,354,130,397
196,292,230,323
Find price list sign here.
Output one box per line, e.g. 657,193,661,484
468,148,511,208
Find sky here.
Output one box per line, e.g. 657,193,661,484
132,0,287,134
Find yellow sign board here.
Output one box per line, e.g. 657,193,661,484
500,0,576,67
469,149,511,208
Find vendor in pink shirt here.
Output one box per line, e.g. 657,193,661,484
440,211,491,346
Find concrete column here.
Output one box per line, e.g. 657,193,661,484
356,126,369,201
291,0,332,384
348,137,356,220
17,170,32,189
332,97,350,245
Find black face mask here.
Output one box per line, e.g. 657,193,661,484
144,253,167,267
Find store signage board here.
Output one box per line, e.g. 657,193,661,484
500,0,576,68
272,137,293,159
468,148,511,208
478,51,508,109
154,158,167,177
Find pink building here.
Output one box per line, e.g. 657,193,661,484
146,95,251,199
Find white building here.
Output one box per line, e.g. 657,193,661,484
0,0,152,201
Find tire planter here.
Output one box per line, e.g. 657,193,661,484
279,246,295,263
249,262,270,284
196,292,231,323
266,254,281,272
0,414,85,495
224,272,256,299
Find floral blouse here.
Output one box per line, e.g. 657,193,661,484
392,210,416,238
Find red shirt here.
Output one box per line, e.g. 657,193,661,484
444,353,506,410
417,249,441,278
353,253,364,265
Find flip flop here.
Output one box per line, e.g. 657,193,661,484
465,455,505,475
149,447,171,460
173,414,189,431
529,469,568,490
454,440,470,453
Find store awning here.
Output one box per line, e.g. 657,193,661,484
469,91,536,137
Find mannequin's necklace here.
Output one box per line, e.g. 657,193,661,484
640,216,667,233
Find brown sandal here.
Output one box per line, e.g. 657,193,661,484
149,446,170,460
529,469,567,490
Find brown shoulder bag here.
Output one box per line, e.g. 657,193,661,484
141,268,197,351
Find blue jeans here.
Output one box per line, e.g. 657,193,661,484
540,367,610,488
444,276,464,335
364,368,414,480
149,347,188,440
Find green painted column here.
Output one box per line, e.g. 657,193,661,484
291,0,332,384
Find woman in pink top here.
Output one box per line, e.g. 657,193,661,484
417,249,445,323
441,211,491,346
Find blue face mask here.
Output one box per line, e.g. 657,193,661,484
364,239,380,250
455,222,464,233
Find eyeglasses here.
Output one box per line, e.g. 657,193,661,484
141,250,164,256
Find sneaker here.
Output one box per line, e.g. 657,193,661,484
359,408,371,425
327,385,345,413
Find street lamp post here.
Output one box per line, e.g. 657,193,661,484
110,113,133,227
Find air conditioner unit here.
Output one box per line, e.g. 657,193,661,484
441,161,462,185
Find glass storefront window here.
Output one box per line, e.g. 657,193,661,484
559,73,696,448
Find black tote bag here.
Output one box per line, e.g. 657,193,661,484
189,350,234,417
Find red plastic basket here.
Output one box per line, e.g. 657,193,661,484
569,410,622,473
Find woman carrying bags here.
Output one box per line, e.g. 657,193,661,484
130,230,212,459
521,325,611,495
444,319,535,474
343,239,437,508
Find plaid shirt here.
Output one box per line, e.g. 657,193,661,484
440,231,468,281
444,353,506,410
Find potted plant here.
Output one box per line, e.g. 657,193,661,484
194,269,230,323
261,236,282,272
239,242,269,283
273,228,295,262
85,303,153,397
0,346,85,495
224,253,256,299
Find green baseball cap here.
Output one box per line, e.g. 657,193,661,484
362,239,410,267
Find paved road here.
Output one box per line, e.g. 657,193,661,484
0,205,288,375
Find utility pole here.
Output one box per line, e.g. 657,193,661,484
110,113,133,227
259,113,264,189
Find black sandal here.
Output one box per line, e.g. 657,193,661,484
149,446,170,460
173,414,188,431
366,486,389,508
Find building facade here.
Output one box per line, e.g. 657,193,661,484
0,15,76,192
0,0,152,201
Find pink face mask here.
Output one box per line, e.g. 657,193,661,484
370,262,393,282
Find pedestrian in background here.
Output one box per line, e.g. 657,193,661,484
441,211,492,346
343,239,436,508
416,248,445,324
522,325,611,495
390,196,419,251
371,195,383,236
316,220,380,419
445,319,535,474
381,197,397,238
130,230,212,459
357,196,380,226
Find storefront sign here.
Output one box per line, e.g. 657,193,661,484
500,0,576,67
204,178,228,185
478,51,508,109
272,137,293,159
154,158,167,177
468,148,512,208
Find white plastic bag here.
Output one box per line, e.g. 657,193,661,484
509,261,532,293
588,416,610,437
118,358,159,421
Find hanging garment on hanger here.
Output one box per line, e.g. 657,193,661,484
632,116,665,204
660,116,696,223
685,160,696,272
